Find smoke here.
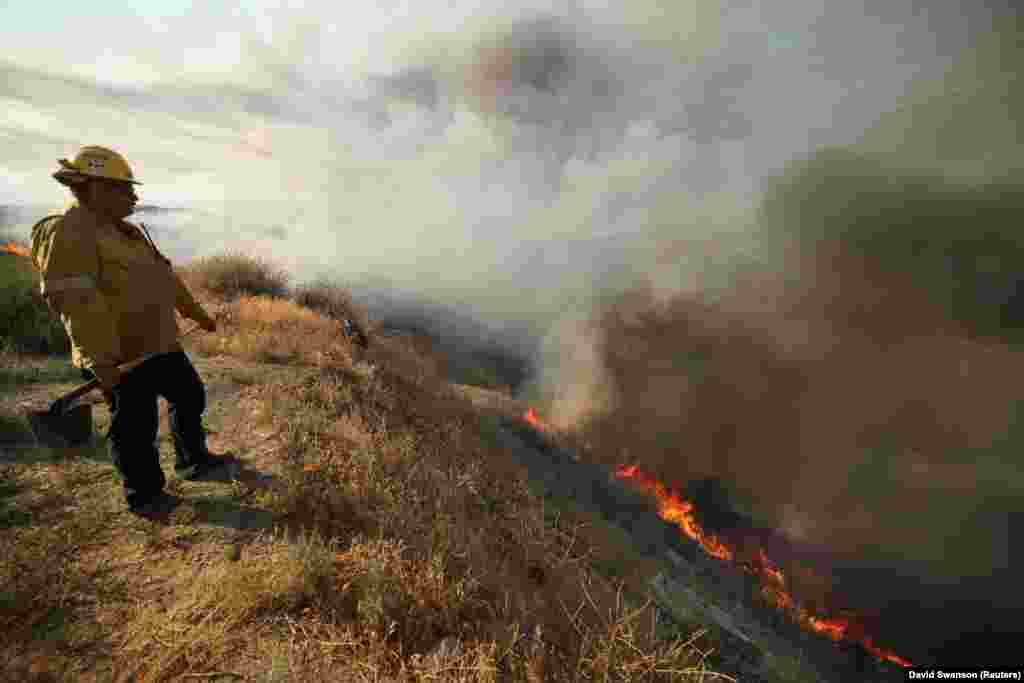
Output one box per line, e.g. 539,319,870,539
3,0,991,329
541,11,1023,665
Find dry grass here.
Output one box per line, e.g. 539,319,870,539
232,338,723,681
1,251,732,682
0,458,127,681
189,295,355,367
114,527,718,682
181,256,379,367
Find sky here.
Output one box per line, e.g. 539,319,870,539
0,0,1012,334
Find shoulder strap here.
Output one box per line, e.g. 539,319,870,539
135,221,172,266
31,214,64,234
29,215,66,260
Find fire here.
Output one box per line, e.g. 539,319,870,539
524,406,547,431
1,242,31,259
613,463,914,669
522,406,915,669
616,464,734,561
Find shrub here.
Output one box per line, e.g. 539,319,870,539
0,235,69,355
184,251,289,301
293,278,356,320
293,277,373,346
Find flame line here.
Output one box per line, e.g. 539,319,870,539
521,410,916,668
613,462,914,669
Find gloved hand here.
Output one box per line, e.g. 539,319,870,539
92,364,122,391
196,311,217,332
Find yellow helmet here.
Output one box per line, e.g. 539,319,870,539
53,145,142,186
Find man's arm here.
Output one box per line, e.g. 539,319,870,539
31,217,122,370
131,221,214,330
172,270,215,329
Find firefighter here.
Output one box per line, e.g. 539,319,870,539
30,145,229,514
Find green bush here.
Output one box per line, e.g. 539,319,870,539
0,235,69,355
187,251,290,301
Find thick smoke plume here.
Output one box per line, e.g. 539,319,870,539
536,12,1022,665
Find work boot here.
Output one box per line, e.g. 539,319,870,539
123,470,166,508
174,450,235,481
127,491,180,520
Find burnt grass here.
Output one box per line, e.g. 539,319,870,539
494,417,912,683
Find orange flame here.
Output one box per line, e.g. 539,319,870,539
519,409,913,667
1,242,31,259
616,464,734,560
524,407,547,431
613,463,914,669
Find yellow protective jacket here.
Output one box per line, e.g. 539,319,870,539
30,203,212,370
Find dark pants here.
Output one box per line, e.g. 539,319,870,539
81,350,209,504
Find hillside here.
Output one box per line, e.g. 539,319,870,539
0,245,907,682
